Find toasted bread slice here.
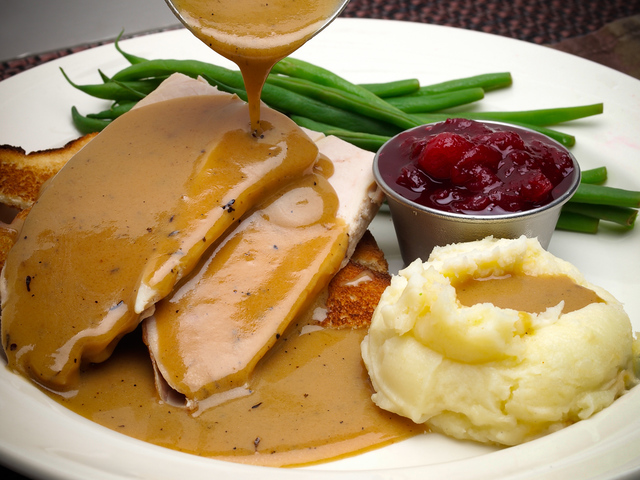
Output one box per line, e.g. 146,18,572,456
0,134,96,272
0,133,97,210
320,230,391,329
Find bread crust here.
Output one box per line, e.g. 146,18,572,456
0,133,97,210
321,230,391,329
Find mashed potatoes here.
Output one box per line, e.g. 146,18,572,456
361,236,640,446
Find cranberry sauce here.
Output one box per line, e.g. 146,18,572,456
377,118,577,215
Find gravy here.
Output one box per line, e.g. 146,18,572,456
1,94,318,392
52,318,420,467
145,171,349,409
169,0,346,132
454,273,603,314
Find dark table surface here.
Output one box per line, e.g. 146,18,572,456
2,0,640,81
1,1,639,479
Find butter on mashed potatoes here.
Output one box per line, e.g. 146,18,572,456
361,236,640,446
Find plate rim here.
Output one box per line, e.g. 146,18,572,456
0,17,639,480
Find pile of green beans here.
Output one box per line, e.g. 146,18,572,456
62,37,637,234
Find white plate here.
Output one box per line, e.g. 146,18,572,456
1,17,639,480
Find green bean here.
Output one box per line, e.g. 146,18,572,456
271,56,417,126
359,79,420,98
272,57,380,101
415,72,513,95
101,69,168,85
202,76,248,100
203,75,402,137
472,104,604,125
385,88,485,113
329,132,391,152
114,30,148,65
266,74,420,131
112,58,243,84
87,101,137,120
257,85,401,136
556,211,599,233
111,79,157,99
289,115,390,152
61,68,163,101
580,166,607,185
563,202,637,227
416,104,602,127
98,69,111,83
571,183,640,208
71,106,111,134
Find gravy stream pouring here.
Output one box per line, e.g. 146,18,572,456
166,0,349,133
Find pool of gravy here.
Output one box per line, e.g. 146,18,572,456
169,0,346,131
454,273,604,314
50,314,421,468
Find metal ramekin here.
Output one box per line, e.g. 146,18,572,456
373,121,581,265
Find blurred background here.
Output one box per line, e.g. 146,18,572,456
2,0,640,79
1,0,179,62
